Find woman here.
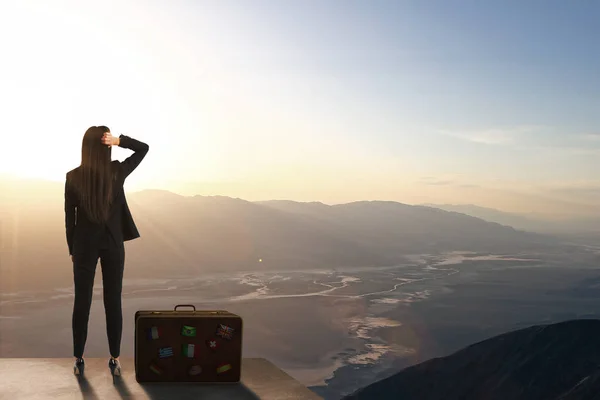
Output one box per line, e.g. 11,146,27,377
65,126,149,377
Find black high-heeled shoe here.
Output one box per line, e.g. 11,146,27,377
109,358,121,376
73,358,85,376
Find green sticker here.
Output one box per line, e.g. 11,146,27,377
181,325,196,337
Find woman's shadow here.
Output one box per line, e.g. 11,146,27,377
75,374,134,399
113,375,134,399
76,373,258,399
75,375,99,400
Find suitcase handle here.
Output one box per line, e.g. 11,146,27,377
174,304,196,312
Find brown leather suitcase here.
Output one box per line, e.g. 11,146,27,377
135,304,243,383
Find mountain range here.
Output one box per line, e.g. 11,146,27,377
344,319,600,400
423,203,600,235
0,179,557,292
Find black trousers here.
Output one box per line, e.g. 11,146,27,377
72,231,125,358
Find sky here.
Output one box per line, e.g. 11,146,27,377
0,0,599,216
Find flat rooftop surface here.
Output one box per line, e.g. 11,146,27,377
0,357,323,400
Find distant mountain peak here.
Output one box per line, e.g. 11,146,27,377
340,200,412,208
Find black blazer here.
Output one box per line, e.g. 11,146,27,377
65,135,149,256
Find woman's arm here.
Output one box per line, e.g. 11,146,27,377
64,174,76,256
115,134,150,178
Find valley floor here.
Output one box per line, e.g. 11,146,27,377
2,250,600,399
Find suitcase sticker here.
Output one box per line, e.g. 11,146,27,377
181,325,197,337
189,365,202,376
216,324,235,340
147,326,161,340
206,338,220,351
149,361,163,375
216,363,233,374
181,343,198,358
158,346,174,358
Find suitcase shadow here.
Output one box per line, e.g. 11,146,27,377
139,382,260,400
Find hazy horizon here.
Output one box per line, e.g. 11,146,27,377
2,173,599,223
1,0,600,217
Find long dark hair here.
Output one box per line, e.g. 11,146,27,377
72,126,115,224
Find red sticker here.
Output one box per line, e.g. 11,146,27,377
206,338,220,351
